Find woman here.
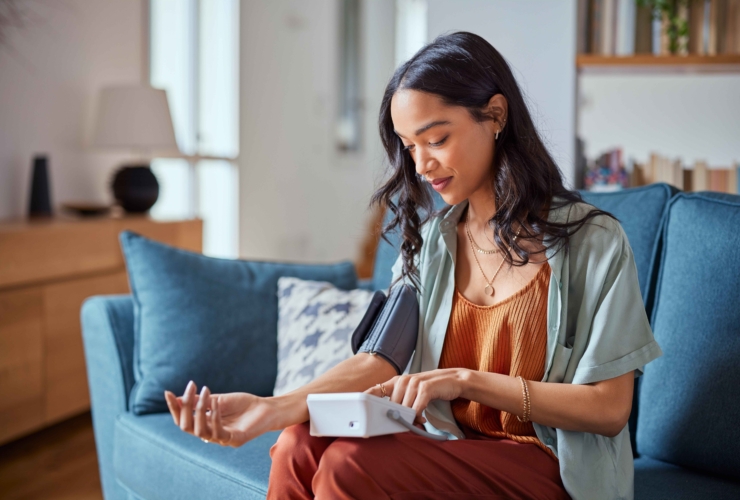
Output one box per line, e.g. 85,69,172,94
165,32,662,499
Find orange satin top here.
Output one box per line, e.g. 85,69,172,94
438,262,556,459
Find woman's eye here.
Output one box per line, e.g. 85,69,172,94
402,136,447,151
430,136,448,147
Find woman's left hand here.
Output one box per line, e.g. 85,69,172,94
364,368,470,424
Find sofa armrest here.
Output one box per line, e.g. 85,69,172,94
81,295,136,500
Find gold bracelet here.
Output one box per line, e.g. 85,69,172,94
516,376,531,423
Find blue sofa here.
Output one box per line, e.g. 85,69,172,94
82,183,740,499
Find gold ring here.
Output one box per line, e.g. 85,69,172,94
378,383,387,398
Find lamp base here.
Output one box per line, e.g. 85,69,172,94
111,164,159,213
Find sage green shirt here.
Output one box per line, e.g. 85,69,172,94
390,198,663,500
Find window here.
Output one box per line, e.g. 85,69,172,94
395,0,427,67
337,0,362,152
149,0,239,258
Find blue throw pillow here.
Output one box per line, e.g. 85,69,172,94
119,231,358,415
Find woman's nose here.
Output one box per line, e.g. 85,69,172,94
414,149,436,177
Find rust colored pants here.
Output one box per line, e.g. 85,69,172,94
266,422,570,499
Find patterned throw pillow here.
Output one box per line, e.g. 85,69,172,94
274,277,375,396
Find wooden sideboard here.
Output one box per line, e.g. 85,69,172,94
0,216,202,444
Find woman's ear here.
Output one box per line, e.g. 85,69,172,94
485,94,508,128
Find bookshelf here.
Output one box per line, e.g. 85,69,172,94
575,1,740,193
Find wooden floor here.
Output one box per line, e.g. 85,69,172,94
0,412,102,500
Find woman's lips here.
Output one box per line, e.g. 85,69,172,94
430,176,452,191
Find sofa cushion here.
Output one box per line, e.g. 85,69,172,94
114,412,278,499
119,231,358,414
274,277,375,396
636,193,740,480
635,456,740,499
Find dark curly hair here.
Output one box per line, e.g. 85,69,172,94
370,31,613,291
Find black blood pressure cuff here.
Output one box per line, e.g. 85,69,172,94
350,284,419,375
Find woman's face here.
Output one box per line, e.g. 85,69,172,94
390,88,503,206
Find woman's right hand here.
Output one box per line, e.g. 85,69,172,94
164,381,283,447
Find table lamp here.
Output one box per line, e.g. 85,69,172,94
92,84,179,213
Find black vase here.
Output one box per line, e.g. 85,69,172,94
29,155,53,217
111,165,159,213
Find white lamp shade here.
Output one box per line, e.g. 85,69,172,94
92,85,180,154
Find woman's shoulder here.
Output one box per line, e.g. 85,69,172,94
557,200,630,260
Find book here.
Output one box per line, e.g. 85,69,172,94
578,0,592,53
626,157,738,194
602,0,616,55
660,11,671,54
708,0,728,54
726,0,740,53
635,4,654,53
591,0,604,54
584,148,629,190
643,154,655,184
689,0,707,54
672,158,684,189
709,168,729,192
659,156,683,188
728,162,739,194
629,159,646,187
643,153,692,189
616,0,636,55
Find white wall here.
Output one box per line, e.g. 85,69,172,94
427,0,578,186
0,0,145,220
238,0,396,263
578,73,740,167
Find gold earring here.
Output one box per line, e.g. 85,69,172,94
495,119,505,140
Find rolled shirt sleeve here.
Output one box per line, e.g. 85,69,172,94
566,217,663,386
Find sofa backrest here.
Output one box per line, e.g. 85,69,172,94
636,192,740,480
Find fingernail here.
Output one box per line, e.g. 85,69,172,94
186,380,195,391
200,385,207,396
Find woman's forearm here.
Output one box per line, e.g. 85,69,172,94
460,370,634,437
270,353,397,429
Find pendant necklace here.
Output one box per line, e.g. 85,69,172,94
465,209,522,297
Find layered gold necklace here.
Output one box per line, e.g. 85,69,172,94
464,209,521,297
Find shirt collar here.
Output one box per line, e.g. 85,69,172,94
438,199,469,234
